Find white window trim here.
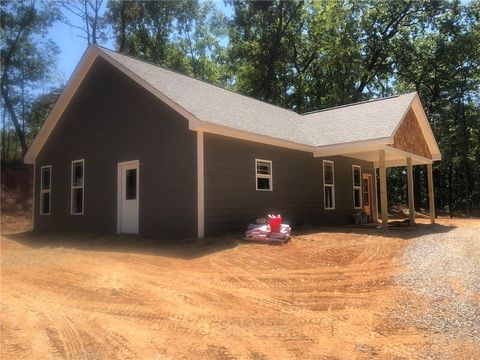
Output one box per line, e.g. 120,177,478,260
323,160,335,210
40,165,51,215
255,158,273,191
71,159,85,215
352,165,362,209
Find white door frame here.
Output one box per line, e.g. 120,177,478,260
362,173,374,222
117,160,139,234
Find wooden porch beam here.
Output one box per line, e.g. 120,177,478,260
427,163,436,224
379,150,388,230
407,157,415,225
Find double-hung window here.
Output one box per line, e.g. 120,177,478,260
71,160,84,215
255,159,272,191
40,165,51,215
352,165,362,209
323,160,335,209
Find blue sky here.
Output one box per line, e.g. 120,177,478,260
47,0,112,82
49,0,232,83
44,0,473,84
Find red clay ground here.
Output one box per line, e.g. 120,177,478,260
2,213,479,359
1,171,479,359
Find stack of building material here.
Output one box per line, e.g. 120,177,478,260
245,225,270,241
244,223,291,243
269,224,291,242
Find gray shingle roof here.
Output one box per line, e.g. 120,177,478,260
99,47,416,148
299,93,417,147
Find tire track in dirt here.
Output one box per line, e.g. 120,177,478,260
5,219,472,359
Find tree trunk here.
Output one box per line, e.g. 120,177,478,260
84,0,91,45
413,166,422,211
448,163,453,218
1,109,6,161
1,89,27,156
7,131,11,160
118,0,127,52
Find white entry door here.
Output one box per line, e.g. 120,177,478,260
117,160,139,234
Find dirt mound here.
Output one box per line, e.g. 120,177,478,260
1,163,32,212
1,163,33,232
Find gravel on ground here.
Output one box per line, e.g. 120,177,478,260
394,223,480,346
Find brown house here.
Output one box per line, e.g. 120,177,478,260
24,45,441,238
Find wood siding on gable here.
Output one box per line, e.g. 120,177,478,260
393,109,432,159
34,57,197,238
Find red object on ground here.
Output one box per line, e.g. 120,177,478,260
268,214,282,233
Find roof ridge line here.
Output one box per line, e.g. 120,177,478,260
301,95,401,115
94,44,300,117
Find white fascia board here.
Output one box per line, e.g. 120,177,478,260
374,159,409,168
384,146,434,164
374,159,431,168
198,122,318,154
313,138,390,158
373,146,434,168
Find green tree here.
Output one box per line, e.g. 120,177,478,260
58,0,108,45
106,0,227,84
226,0,444,109
1,0,60,157
174,0,228,81
286,0,362,111
394,0,480,216
227,0,304,106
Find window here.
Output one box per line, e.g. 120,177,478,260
362,178,370,206
125,168,137,200
323,160,335,209
353,165,362,209
255,159,272,191
71,160,84,214
40,165,51,215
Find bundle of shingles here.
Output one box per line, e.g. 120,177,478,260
244,223,291,243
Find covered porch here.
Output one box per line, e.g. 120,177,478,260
353,146,436,230
311,93,441,230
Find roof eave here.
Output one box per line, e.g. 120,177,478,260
197,121,318,153
313,137,392,158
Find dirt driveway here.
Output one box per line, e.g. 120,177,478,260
1,217,479,359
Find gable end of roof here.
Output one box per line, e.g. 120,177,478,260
24,45,204,164
391,93,441,160
24,45,441,164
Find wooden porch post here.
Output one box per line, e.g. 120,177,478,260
379,149,388,230
407,157,415,225
373,167,379,222
427,163,435,224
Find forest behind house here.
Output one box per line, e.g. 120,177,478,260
1,0,479,217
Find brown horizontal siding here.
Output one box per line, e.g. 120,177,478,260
204,133,377,234
393,108,431,159
34,57,197,238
